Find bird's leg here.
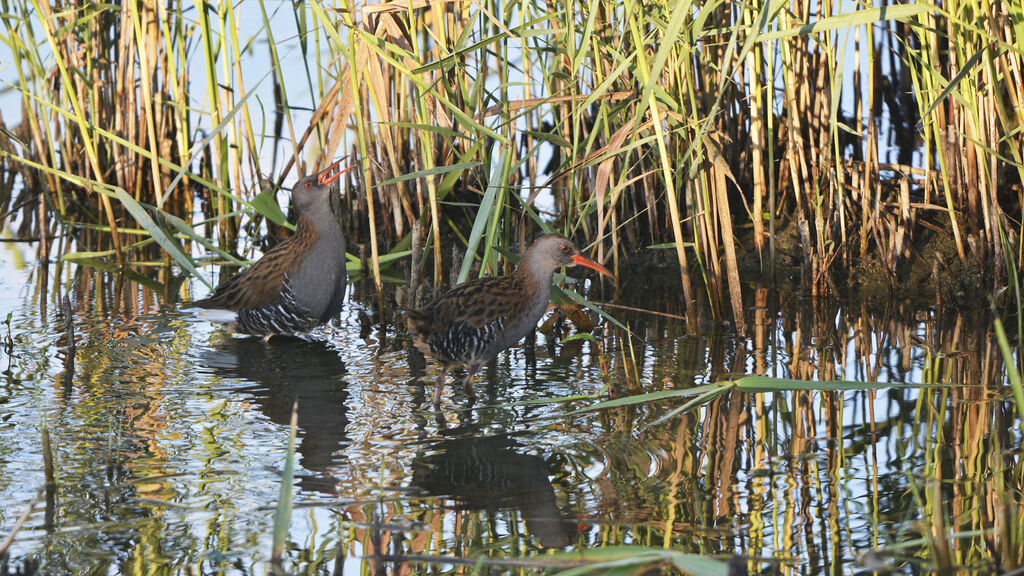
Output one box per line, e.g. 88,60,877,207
524,331,537,382
434,410,449,431
431,365,452,405
462,366,479,400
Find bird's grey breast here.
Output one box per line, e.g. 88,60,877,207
491,282,552,354
291,229,346,318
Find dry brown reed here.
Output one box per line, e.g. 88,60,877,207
0,0,1021,325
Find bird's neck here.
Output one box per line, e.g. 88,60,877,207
510,259,556,320
513,257,555,294
295,209,342,243
293,212,320,243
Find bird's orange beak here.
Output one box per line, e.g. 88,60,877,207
571,253,614,278
318,158,351,186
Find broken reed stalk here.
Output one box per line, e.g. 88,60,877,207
61,294,75,391
41,417,57,531
41,424,55,491
408,219,422,309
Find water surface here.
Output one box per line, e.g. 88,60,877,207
0,245,1020,575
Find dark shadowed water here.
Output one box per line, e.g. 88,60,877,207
0,242,1021,575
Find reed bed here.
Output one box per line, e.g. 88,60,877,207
0,0,1022,327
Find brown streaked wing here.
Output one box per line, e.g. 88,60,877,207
195,217,318,311
411,275,525,333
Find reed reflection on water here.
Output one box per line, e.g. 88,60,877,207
0,258,1020,575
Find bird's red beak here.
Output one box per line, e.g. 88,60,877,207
318,158,351,185
571,253,614,278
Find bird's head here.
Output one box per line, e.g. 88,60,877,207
291,159,349,214
525,234,614,279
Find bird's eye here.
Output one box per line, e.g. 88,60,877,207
305,182,312,189
561,243,570,253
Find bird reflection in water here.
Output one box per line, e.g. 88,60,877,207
411,433,574,549
199,336,349,494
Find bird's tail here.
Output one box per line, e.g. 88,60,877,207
195,307,239,325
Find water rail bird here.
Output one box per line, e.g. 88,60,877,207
195,160,350,339
406,234,613,404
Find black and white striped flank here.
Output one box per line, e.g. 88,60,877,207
235,282,317,336
431,317,505,364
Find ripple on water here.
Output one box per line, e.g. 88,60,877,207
0,261,1020,574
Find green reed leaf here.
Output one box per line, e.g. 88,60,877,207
111,188,211,289
249,186,289,227
457,147,507,284
758,4,932,41
271,403,298,563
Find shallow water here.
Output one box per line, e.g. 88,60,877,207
0,242,1021,575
